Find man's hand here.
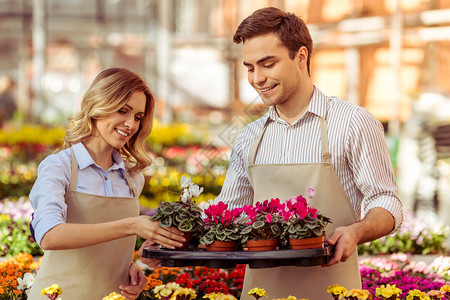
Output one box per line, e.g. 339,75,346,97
324,225,359,266
323,207,395,267
138,240,162,268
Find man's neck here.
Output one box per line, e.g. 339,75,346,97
275,83,314,125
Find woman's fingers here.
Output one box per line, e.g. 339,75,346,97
144,219,186,249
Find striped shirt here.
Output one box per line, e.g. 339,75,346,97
216,86,403,231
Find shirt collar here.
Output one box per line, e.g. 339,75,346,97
266,86,328,124
72,142,126,176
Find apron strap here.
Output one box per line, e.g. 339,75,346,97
248,117,271,166
69,148,78,191
248,116,331,166
320,117,330,163
124,172,138,197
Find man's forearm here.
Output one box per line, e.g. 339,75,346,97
349,207,395,244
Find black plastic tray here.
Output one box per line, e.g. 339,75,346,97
142,245,333,269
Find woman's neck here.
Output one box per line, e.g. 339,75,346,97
82,138,114,171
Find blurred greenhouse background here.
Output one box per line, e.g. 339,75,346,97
1,0,450,253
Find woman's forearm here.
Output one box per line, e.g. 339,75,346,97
40,217,136,250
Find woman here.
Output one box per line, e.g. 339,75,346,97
28,68,186,299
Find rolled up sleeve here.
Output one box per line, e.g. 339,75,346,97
347,108,403,232
30,153,71,246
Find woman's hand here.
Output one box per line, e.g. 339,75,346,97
135,216,186,249
119,262,147,299
138,240,162,268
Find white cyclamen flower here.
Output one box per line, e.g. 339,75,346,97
17,272,34,290
180,176,192,189
180,191,191,203
188,184,203,198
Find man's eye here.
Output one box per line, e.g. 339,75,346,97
247,68,254,73
264,63,275,68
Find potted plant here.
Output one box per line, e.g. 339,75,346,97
280,188,332,250
199,201,244,251
240,198,284,251
149,176,205,249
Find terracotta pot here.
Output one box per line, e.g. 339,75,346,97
206,240,237,252
246,239,279,251
289,234,325,250
175,231,193,250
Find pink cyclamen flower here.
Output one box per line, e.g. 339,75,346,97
307,188,316,198
266,214,272,223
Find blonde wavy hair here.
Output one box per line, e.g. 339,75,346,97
62,68,154,174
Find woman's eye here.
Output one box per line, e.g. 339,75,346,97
118,109,127,114
135,116,142,122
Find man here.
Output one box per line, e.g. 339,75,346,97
215,7,403,299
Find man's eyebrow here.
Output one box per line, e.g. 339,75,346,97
243,55,276,67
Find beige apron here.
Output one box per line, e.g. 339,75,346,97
28,149,139,299
241,117,361,300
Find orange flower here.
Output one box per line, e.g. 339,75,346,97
144,277,163,291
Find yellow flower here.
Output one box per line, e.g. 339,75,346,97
406,289,431,300
440,285,449,293
102,292,126,300
203,293,220,300
41,284,62,295
160,288,173,297
218,295,238,300
376,284,402,298
339,289,372,300
170,287,197,300
166,282,181,290
427,290,446,299
248,288,267,298
327,284,347,295
203,294,237,300
153,282,181,298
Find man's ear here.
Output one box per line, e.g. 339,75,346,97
297,46,308,67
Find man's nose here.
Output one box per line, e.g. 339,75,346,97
253,68,267,85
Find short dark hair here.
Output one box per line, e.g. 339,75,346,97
233,7,313,75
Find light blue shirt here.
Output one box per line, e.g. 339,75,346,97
30,142,145,246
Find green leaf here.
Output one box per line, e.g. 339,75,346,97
149,212,161,221
175,213,187,223
159,216,173,228
160,205,174,215
228,233,240,240
217,233,227,241
241,235,249,243
240,226,252,235
252,221,265,229
271,225,281,236
201,234,215,245
178,219,194,232
190,205,203,213
312,227,323,236
288,225,297,234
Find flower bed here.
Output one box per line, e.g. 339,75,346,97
0,123,228,200
358,210,449,256
2,252,449,299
